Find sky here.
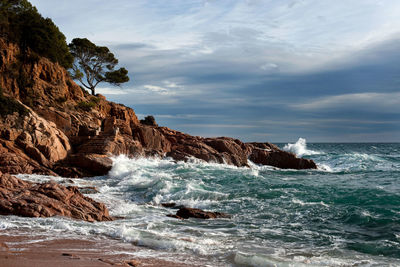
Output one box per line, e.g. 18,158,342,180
30,0,400,142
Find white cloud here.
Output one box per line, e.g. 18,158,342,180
30,0,400,74
260,63,279,71
96,87,129,95
292,92,400,111
143,85,175,95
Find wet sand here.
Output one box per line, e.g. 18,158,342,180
0,233,201,267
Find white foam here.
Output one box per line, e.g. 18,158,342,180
292,198,330,208
234,252,312,267
0,220,16,230
283,138,321,157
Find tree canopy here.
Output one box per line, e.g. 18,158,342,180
0,0,73,68
69,38,130,95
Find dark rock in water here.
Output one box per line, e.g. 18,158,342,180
0,172,113,222
174,207,231,219
246,142,317,169
161,202,177,208
161,202,186,209
166,214,184,220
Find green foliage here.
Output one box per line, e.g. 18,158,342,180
69,38,130,95
76,96,100,111
140,115,157,126
0,87,28,117
105,67,130,84
89,96,100,104
77,101,96,112
0,0,73,68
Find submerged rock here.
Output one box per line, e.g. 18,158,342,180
0,173,113,222
168,207,231,220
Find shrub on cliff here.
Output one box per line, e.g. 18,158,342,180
140,115,158,126
76,97,100,112
0,0,73,68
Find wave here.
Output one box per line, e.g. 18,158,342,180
5,144,400,267
283,138,321,157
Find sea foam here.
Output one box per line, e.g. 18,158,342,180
283,138,321,157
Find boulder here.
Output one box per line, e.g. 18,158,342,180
0,173,113,222
64,154,113,177
247,143,317,169
170,207,231,220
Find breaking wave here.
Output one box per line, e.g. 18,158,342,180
283,137,321,157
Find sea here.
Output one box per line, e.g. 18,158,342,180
1,139,399,266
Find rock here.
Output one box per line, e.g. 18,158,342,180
166,214,184,219
173,207,231,220
247,143,317,169
0,173,113,222
161,202,177,208
0,36,317,179
124,259,141,267
133,125,171,154
0,141,56,175
0,106,71,171
64,154,113,177
161,203,186,209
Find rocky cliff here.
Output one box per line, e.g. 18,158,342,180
0,37,317,221
0,37,316,179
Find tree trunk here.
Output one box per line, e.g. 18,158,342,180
90,87,95,95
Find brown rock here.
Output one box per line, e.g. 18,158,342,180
174,207,231,220
0,173,113,222
65,154,113,176
0,36,317,178
133,125,171,154
247,143,317,169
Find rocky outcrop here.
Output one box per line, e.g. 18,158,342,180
246,142,317,169
0,172,113,222
167,207,231,220
0,37,316,180
0,106,71,175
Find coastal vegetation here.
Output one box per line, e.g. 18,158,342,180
69,38,129,95
0,0,129,96
0,0,72,68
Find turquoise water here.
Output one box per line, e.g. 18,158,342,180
2,140,400,266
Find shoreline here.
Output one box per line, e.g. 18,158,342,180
0,230,202,267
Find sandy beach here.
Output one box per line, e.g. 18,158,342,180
0,232,201,267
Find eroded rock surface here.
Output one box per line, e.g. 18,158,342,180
0,172,113,222
167,207,231,220
0,37,317,179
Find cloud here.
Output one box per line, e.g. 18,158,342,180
96,87,128,95
143,85,171,94
292,92,400,112
28,0,400,142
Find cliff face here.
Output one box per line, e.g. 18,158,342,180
0,38,316,178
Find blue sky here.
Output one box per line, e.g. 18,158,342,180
31,0,400,142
